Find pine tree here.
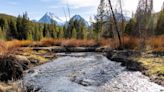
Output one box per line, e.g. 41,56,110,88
0,27,5,40
16,12,30,40
16,15,23,39
27,31,33,40
135,0,153,37
82,28,88,39
7,19,18,40
155,4,164,35
125,19,136,35
58,27,64,38
22,12,30,40
0,18,6,30
72,27,77,39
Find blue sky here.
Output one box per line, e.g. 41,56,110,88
0,0,163,21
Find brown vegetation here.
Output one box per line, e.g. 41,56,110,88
39,38,98,47
146,35,164,50
122,36,140,49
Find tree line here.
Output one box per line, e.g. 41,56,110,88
94,0,164,47
0,13,91,41
0,0,164,43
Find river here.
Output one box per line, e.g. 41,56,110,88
22,53,164,92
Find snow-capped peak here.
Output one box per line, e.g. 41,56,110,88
70,15,89,26
39,12,64,25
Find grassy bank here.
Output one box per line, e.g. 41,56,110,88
133,55,164,85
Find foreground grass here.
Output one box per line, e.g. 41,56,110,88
133,54,164,85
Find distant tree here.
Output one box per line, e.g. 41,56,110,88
135,0,153,37
0,18,6,30
27,31,33,40
50,23,57,38
7,19,18,40
82,28,88,39
16,13,30,40
96,0,106,38
135,0,153,49
125,18,136,35
16,15,23,39
43,24,50,38
72,27,77,39
22,12,30,39
155,4,164,35
0,27,5,40
58,27,64,38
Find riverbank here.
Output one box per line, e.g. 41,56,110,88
0,47,56,92
106,50,164,86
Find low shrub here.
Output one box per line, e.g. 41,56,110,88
147,35,164,49
0,55,23,82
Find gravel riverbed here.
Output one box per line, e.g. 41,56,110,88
22,53,164,92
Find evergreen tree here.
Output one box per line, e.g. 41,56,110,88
27,31,33,40
16,12,30,40
22,12,30,39
0,27,5,40
72,27,77,39
43,24,47,37
125,19,136,35
82,28,88,39
7,19,18,40
0,18,6,30
155,6,164,35
16,15,23,39
58,27,64,38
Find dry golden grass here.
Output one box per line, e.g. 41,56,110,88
0,40,33,55
98,36,140,49
0,82,22,92
147,35,164,49
0,35,163,53
39,38,63,46
39,38,97,47
98,38,117,48
122,36,140,49
62,39,97,47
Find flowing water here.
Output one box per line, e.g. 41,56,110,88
22,53,164,92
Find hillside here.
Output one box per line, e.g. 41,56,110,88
0,13,17,20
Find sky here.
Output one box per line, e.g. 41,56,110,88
0,0,163,21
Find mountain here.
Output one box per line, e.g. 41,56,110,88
69,15,89,26
38,12,64,25
114,13,131,21
32,19,37,22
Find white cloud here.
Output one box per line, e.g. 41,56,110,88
8,1,19,6
123,0,164,13
48,5,64,9
55,0,164,21
154,0,164,12
61,0,99,8
62,0,163,12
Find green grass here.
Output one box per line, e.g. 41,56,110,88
134,56,164,84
